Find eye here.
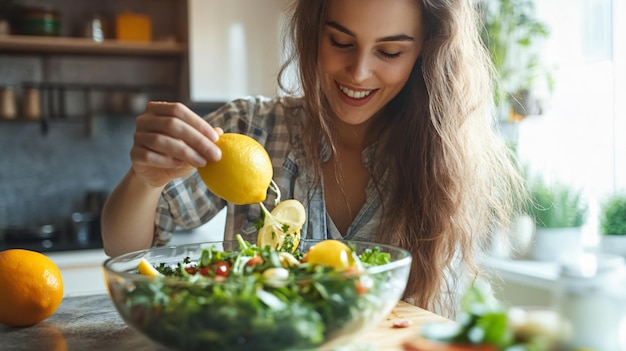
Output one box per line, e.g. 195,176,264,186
330,37,352,49
379,51,401,59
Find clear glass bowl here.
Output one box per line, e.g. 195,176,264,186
102,240,411,351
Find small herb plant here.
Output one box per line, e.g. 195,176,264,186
599,192,626,236
525,177,587,228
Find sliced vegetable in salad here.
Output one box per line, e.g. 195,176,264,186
128,235,393,351
250,181,305,253
256,198,305,253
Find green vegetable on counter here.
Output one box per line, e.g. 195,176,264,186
421,284,560,351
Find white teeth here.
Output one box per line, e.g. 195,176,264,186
339,85,372,99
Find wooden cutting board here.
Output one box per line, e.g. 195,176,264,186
360,301,453,350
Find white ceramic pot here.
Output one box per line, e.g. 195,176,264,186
531,227,583,262
599,235,626,258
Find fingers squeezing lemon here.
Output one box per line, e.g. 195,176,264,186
195,132,305,251
197,133,273,205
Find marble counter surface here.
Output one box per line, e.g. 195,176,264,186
0,293,449,351
0,294,165,351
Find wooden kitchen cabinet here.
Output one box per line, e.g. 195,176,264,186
1,0,189,44
0,35,186,56
0,0,190,135
0,0,189,60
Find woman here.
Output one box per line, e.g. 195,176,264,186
102,0,526,318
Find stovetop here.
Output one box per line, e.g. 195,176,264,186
0,222,104,253
0,237,104,253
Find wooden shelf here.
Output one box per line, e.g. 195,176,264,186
0,35,187,56
0,82,178,136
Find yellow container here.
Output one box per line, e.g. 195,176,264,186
116,10,152,42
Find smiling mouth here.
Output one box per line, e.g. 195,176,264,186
338,84,375,99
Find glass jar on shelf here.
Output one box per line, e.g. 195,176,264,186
0,86,17,120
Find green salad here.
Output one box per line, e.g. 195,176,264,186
121,236,392,351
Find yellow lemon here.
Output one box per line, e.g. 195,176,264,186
270,199,306,226
137,258,161,277
258,199,306,251
197,133,273,205
0,249,64,327
305,240,356,270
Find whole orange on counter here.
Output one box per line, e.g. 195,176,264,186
0,249,64,327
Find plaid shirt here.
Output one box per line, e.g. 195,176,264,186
153,95,383,246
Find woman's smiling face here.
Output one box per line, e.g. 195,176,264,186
319,0,425,126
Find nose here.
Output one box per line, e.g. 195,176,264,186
347,51,372,83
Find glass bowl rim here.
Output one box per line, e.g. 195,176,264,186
103,239,412,281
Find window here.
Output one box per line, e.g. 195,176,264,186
514,0,624,244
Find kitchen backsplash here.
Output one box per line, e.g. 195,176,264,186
0,108,219,230
0,115,134,228
0,0,221,233
0,40,183,227
0,54,193,229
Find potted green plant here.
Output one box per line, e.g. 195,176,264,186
478,0,554,120
598,192,626,257
525,176,588,261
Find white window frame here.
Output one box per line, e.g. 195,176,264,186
614,0,626,190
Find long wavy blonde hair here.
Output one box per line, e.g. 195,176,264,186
279,0,527,317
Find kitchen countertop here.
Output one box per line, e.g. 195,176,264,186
0,294,451,351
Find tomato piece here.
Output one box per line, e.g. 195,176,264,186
185,267,197,275
199,266,211,276
305,240,356,270
246,255,263,267
354,275,373,295
212,261,230,277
